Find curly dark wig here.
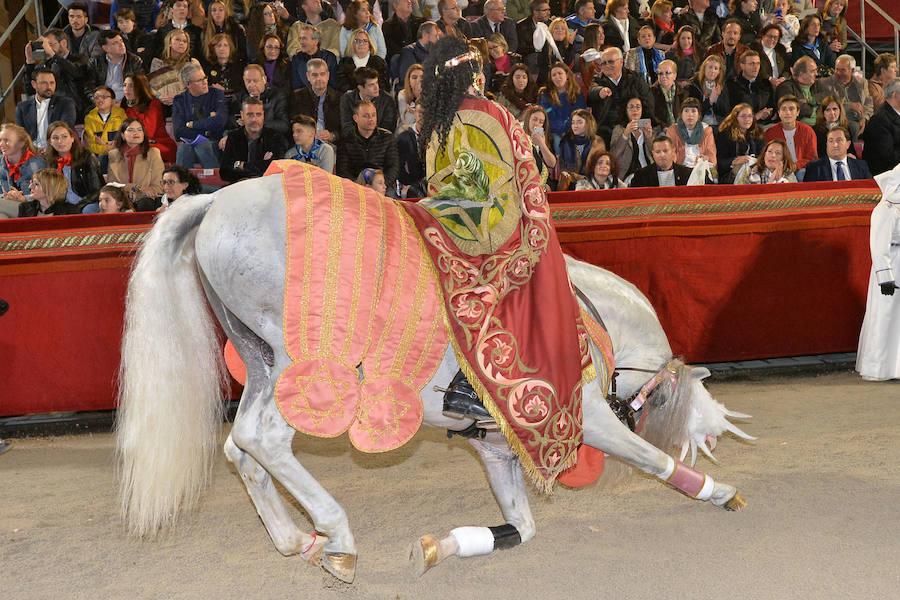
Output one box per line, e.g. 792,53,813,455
419,36,482,156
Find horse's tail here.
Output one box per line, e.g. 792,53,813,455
116,193,228,537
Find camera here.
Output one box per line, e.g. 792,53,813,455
30,40,46,63
635,118,651,129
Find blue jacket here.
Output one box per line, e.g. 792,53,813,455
0,154,46,194
172,87,228,143
538,90,587,137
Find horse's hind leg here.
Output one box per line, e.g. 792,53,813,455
581,378,743,509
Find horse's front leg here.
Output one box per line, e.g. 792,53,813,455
581,379,744,509
410,434,535,575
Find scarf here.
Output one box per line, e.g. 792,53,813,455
56,153,72,172
662,85,676,124
264,60,277,86
560,134,591,174
613,17,630,52
802,37,821,59
677,119,705,145
654,17,674,35
352,53,370,69
292,138,323,162
5,149,35,182
124,144,142,179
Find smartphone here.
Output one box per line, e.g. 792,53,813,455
534,126,544,135
774,8,782,16
30,40,46,62
635,118,651,129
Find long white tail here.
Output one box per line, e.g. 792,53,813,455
116,194,228,536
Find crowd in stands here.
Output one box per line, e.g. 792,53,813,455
2,0,899,217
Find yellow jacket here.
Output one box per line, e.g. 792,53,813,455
83,106,127,156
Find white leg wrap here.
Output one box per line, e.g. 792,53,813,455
450,526,495,558
660,455,676,479
695,474,715,501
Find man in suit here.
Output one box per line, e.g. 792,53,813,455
804,127,872,182
15,67,77,151
862,78,900,176
220,98,288,183
290,58,342,145
470,0,518,53
705,19,747,80
630,136,694,187
396,103,426,197
516,0,550,72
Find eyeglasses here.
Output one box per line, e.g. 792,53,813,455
657,70,675,75
190,76,208,84
264,44,282,50
353,38,369,44
161,179,182,186
599,59,620,66
93,94,112,100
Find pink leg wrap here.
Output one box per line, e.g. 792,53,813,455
665,461,709,498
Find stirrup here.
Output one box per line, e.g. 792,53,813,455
442,370,492,421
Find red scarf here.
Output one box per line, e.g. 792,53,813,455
124,145,142,180
56,153,72,171
654,17,675,35
5,149,35,182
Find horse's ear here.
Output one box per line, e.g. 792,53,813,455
691,366,711,381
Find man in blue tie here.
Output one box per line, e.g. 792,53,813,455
803,127,872,182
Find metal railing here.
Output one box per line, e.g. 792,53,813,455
0,0,65,112
849,0,900,74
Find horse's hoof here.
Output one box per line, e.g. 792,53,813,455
410,534,440,577
321,551,357,583
724,492,747,511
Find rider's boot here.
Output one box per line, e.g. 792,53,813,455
442,370,492,421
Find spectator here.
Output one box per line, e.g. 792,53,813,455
686,54,730,126
285,115,337,173
231,64,290,137
752,24,789,92
558,108,605,183
762,0,799,52
577,24,605,88
203,34,244,106
113,10,154,67
764,94,817,172
706,19,748,81
63,2,95,57
517,0,551,73
804,126,871,182
675,0,722,51
290,25,339,90
286,0,341,58
588,47,654,147
726,50,777,126
115,0,162,31
650,59,686,128
246,2,289,63
862,78,900,176
154,0,206,29
340,67,398,136
221,98,288,182
154,165,202,211
203,0,249,64
539,62,586,152
869,53,898,113
257,33,293,90
775,56,823,127
337,28,390,92
23,30,89,121
155,0,204,61
16,68,77,153
173,64,227,168
536,17,578,87
355,167,388,194
630,135,694,186
148,29,201,108
97,183,135,213
791,15,836,74
486,34,522,94
396,103,426,197
603,0,640,54
0,124,45,218
497,63,539,119
121,74,178,163
43,121,104,207
649,0,676,52
735,138,797,183
87,30,144,104
435,0,472,40
336,100,399,191
625,26,665,86
715,102,764,183
666,25,700,87
819,55,872,140
383,0,425,69
290,58,342,145
397,64,424,130
340,0,387,58
396,21,441,87
819,0,847,56
83,85,127,172
18,168,80,217
813,95,856,158
575,150,626,189
520,104,559,187
564,0,599,54
471,0,519,53
730,0,761,46
107,118,165,202
665,97,716,168
610,94,659,182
